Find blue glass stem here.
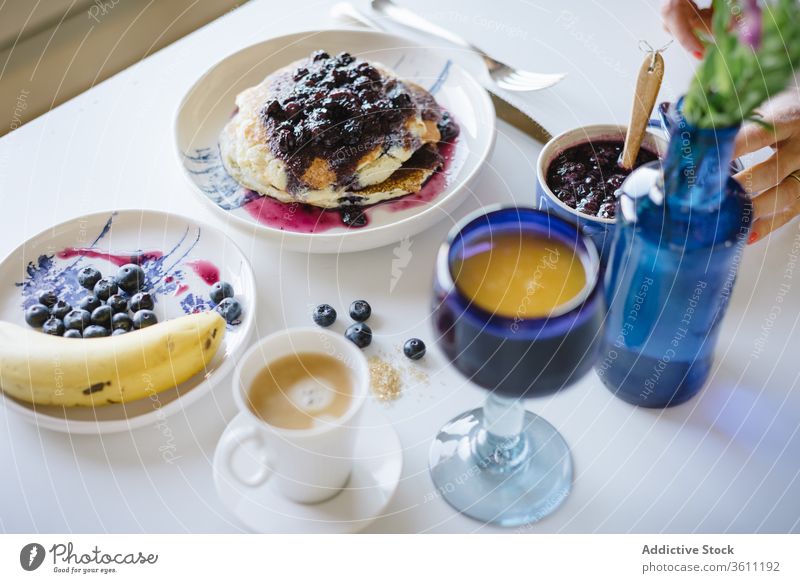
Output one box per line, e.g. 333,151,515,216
475,394,529,471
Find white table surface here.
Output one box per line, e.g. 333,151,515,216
1,0,799,534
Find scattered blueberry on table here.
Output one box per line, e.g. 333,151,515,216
349,300,371,322
312,304,337,327
310,300,427,364
345,322,372,348
403,338,426,360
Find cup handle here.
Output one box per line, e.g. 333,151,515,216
221,426,273,488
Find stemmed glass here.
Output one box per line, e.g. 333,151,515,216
429,206,603,526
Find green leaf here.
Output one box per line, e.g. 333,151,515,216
683,0,800,128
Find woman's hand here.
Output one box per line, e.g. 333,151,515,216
733,92,800,243
661,0,713,57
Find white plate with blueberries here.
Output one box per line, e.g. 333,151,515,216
175,28,495,253
0,209,256,434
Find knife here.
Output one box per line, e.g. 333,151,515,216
331,2,554,144
489,92,552,144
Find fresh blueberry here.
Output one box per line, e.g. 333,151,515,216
91,305,113,328
83,325,110,338
77,267,103,290
340,208,367,228
403,338,426,360
78,295,102,313
209,281,234,304
111,312,133,332
349,300,371,322
38,290,58,307
63,329,82,339
312,304,337,327
93,278,118,301
129,292,154,313
115,263,146,294
63,309,92,331
25,304,51,327
215,298,242,324
345,322,372,348
106,294,128,314
50,300,71,320
111,328,128,336
265,99,284,118
42,317,65,336
132,309,158,329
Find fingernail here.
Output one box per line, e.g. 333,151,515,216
693,50,703,59
748,231,759,245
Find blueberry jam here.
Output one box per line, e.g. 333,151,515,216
546,140,658,219
259,50,457,194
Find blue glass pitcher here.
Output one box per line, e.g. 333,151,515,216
595,101,752,407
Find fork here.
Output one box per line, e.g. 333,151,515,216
370,0,565,92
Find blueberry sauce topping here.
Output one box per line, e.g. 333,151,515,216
546,140,658,219
339,207,368,228
258,50,456,194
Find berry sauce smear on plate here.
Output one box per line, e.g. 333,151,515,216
241,139,458,233
546,140,658,219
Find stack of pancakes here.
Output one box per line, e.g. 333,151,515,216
219,50,457,209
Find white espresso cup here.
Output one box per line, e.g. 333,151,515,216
221,327,369,504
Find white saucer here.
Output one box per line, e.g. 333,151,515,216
213,405,402,533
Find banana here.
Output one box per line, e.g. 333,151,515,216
0,311,226,407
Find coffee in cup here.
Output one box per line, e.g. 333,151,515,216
246,352,353,430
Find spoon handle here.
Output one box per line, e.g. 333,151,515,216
621,51,664,170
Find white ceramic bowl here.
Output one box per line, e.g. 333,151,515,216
174,28,495,254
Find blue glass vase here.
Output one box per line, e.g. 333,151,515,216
596,102,752,407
